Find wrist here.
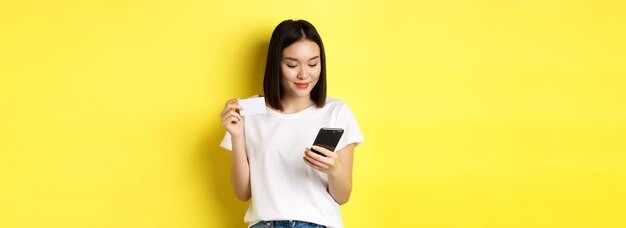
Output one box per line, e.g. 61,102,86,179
328,163,344,178
231,134,245,143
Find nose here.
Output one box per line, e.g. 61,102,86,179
297,66,308,80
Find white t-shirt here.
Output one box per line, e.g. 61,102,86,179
220,97,364,228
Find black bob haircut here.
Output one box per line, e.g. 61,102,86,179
263,19,327,111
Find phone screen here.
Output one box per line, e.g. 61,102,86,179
312,128,344,155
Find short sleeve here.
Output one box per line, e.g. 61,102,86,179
219,131,232,151
335,103,365,152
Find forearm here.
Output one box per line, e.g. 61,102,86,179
230,135,251,201
328,165,352,205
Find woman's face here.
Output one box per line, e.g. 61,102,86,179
280,39,321,99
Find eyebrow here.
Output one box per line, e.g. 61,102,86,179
284,56,320,61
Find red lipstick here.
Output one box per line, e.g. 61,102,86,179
295,83,309,89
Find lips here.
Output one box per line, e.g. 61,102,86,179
295,83,309,89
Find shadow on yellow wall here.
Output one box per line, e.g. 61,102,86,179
192,39,268,227
196,125,249,227
190,37,269,227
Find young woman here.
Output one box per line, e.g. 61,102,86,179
220,19,364,228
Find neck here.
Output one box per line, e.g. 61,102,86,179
280,96,314,114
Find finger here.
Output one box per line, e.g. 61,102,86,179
230,116,239,124
224,98,241,111
305,148,322,160
224,99,235,110
226,103,244,110
222,115,234,124
223,103,244,114
312,145,335,157
309,147,327,157
305,150,332,166
222,106,244,119
229,110,242,120
222,112,241,124
226,115,242,125
304,155,329,169
304,159,322,171
303,157,325,170
228,114,242,124
306,148,331,161
226,98,240,105
303,157,316,169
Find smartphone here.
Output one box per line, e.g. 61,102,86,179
311,128,344,156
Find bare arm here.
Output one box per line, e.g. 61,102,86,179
230,135,251,201
327,144,355,204
303,143,356,205
221,98,251,201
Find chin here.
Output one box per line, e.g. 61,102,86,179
288,88,312,98
295,92,311,98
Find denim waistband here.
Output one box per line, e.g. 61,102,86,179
251,220,326,228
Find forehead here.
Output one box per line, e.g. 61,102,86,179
281,40,320,60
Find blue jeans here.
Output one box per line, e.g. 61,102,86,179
250,220,326,228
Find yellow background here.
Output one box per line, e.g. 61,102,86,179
1,0,625,227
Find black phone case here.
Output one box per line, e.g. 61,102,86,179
312,128,344,155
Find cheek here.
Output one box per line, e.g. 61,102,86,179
310,66,321,80
280,66,297,79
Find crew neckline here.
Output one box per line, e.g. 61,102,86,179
267,103,318,119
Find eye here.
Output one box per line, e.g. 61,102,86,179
308,63,318,67
286,64,297,68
